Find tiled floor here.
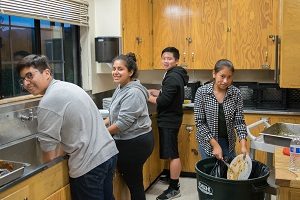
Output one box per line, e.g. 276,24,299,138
145,177,277,200
145,177,198,200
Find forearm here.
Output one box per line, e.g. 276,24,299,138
42,145,64,162
107,123,120,135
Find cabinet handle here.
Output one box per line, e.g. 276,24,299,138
183,52,186,63
136,37,142,44
261,51,270,69
24,197,28,200
227,27,231,32
269,35,275,42
191,52,195,62
191,148,198,156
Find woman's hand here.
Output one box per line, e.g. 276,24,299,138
240,139,248,155
210,138,223,160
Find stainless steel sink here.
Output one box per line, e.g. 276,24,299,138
0,136,44,170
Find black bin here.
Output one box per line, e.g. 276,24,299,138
195,157,270,200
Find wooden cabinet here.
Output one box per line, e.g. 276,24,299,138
178,110,200,173
153,0,227,69
152,0,189,69
44,185,71,200
153,0,277,70
279,0,300,88
0,160,69,200
121,0,153,70
230,0,277,69
0,185,30,200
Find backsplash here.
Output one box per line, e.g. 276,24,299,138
0,99,39,147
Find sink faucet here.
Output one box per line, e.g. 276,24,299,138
19,108,37,121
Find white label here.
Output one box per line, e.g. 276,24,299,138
198,181,213,196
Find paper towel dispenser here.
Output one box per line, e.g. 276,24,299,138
95,37,120,63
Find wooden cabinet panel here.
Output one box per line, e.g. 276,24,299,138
279,0,300,88
122,0,152,70
0,185,30,200
44,185,71,200
153,0,189,69
179,112,200,173
278,187,300,200
231,0,277,69
190,0,228,69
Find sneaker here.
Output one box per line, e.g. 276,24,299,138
156,187,181,200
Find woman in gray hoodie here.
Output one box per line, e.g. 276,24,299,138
106,53,154,200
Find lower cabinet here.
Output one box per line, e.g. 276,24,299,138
277,187,300,200
178,110,201,173
0,160,70,200
44,185,70,200
0,185,30,200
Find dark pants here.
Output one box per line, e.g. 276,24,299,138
115,131,154,200
69,155,118,200
199,137,236,159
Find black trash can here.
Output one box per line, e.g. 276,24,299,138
195,157,270,200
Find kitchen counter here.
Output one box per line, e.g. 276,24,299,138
182,103,300,116
274,147,300,200
275,147,300,188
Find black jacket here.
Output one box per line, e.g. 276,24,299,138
156,66,189,128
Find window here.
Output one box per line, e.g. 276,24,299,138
0,14,81,99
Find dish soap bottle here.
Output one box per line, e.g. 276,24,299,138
289,137,300,172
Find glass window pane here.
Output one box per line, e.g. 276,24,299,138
0,14,9,25
11,16,34,27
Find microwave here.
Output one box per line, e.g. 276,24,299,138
184,81,201,102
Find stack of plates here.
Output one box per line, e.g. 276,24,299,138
102,97,112,110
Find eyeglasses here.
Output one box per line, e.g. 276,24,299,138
18,70,39,86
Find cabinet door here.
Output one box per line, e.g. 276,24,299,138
122,0,152,70
0,185,30,200
153,0,189,69
190,0,228,69
230,0,276,69
279,0,300,88
179,124,200,173
44,184,71,200
149,115,163,183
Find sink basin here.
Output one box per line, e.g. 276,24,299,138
0,136,44,170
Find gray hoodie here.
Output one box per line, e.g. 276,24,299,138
109,80,152,140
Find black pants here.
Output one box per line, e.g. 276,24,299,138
115,131,154,200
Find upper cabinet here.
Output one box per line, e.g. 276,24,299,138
153,0,277,70
152,0,190,69
230,0,277,69
279,0,300,88
121,0,153,70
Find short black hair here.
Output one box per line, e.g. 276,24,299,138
161,47,180,60
16,54,52,74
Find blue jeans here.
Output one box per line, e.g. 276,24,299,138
199,138,236,160
69,155,118,200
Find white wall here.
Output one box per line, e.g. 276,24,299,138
81,0,121,93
